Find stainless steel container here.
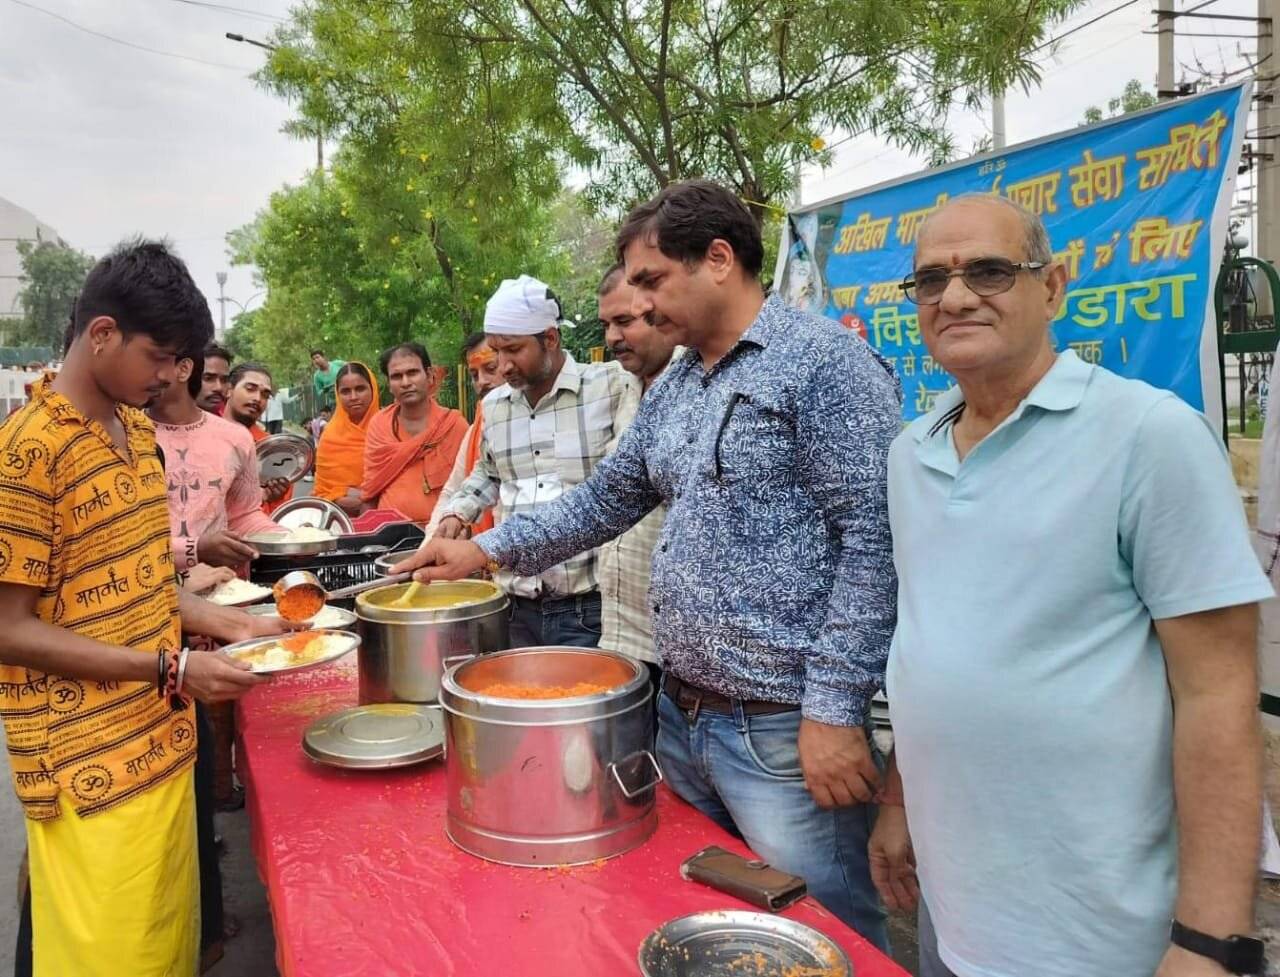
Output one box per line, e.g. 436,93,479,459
440,647,662,867
354,580,509,705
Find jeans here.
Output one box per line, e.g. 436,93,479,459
508,592,601,648
655,691,888,951
918,899,959,977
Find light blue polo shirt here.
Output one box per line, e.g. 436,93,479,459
887,350,1272,977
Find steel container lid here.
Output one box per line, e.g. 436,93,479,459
440,646,650,726
355,579,508,625
270,497,354,536
302,703,445,769
256,433,315,485
372,548,422,576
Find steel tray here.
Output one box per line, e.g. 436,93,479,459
246,531,339,557
637,910,852,977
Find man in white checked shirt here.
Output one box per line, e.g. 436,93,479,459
435,275,640,647
595,264,681,673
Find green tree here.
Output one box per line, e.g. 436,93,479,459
14,240,94,349
264,0,1083,224
1082,79,1158,125
226,165,577,405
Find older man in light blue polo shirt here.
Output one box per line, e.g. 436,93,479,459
869,194,1273,977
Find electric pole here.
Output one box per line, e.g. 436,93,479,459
1157,0,1176,99
1259,0,1278,280
992,92,1007,149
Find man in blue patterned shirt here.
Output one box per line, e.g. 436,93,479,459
397,181,901,947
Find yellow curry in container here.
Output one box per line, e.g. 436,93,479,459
362,580,500,611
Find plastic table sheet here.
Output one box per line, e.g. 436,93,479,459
238,660,910,977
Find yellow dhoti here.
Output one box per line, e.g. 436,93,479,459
27,770,199,977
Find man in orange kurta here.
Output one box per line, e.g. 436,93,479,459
425,334,503,537
362,342,467,523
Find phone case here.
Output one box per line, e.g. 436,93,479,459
679,845,807,912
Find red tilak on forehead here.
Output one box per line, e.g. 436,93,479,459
467,347,497,370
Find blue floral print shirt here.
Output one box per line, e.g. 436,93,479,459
477,296,901,725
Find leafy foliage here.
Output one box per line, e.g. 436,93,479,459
232,0,1084,375
1082,79,1158,126
14,241,95,349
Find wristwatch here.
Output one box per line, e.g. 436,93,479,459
1170,920,1265,975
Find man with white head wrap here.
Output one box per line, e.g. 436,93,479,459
435,275,640,647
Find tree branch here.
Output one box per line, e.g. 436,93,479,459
506,0,671,183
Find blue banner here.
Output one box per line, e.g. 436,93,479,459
780,84,1249,420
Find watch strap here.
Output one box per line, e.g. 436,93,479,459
1170,920,1265,975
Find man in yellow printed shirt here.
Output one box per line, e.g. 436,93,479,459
0,240,282,977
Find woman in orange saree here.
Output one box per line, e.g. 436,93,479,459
313,362,380,515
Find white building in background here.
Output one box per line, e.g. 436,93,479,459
0,196,63,347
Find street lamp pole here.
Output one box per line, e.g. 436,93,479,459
215,271,228,337
221,291,266,316
226,33,323,177
225,32,275,52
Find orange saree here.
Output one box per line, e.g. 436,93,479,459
313,365,381,503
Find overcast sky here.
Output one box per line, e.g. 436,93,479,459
0,0,1263,324
1,0,309,329
802,0,1263,208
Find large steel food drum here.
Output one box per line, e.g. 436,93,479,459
355,580,509,704
440,647,662,867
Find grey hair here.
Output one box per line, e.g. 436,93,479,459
919,193,1054,266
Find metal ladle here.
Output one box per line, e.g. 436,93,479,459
272,570,414,611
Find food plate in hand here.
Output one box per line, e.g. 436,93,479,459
206,578,273,607
221,629,360,675
246,526,339,557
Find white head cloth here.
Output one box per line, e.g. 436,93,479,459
483,275,568,335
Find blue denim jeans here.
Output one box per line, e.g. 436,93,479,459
655,691,889,951
508,592,602,648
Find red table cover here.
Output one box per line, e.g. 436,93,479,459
238,660,910,977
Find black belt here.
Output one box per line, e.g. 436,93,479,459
662,673,797,720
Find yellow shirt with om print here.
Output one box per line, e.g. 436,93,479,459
0,379,195,821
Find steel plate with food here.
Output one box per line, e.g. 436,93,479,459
206,578,274,607
222,629,360,675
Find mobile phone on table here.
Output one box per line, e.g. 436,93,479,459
679,845,807,912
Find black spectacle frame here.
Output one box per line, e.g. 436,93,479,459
900,258,1047,305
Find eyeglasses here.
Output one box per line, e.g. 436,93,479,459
900,258,1046,305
